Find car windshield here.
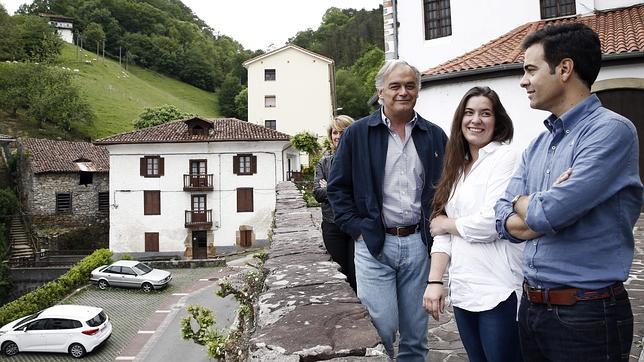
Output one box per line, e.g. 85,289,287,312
86,311,107,327
14,311,42,329
133,263,153,274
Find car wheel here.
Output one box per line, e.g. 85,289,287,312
142,282,153,293
98,280,109,290
2,341,19,356
69,343,86,358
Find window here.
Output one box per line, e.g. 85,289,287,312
540,0,575,19
27,319,49,331
143,190,161,215
98,192,109,212
265,69,276,81
265,120,276,130
79,171,93,185
140,156,164,177
423,0,452,40
56,193,72,213
48,319,79,330
264,95,276,108
233,154,257,175
237,188,254,212
145,232,159,252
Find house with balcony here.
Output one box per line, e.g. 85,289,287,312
243,43,336,142
95,117,300,258
39,13,74,44
384,0,644,176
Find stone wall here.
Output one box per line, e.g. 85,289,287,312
250,182,387,361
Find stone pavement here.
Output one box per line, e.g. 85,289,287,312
311,207,644,361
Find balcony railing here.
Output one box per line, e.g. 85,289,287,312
185,209,212,228
183,174,214,191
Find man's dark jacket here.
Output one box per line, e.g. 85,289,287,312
327,109,448,257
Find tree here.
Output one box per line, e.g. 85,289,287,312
291,132,321,158
335,69,371,119
0,5,22,61
83,22,105,55
0,188,19,302
133,104,193,129
217,74,242,119
234,86,248,121
15,15,63,63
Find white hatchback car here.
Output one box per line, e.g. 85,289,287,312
0,304,112,358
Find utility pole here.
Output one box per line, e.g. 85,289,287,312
119,46,121,66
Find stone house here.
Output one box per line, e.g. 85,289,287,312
383,0,644,178
17,138,109,227
38,13,74,44
94,117,300,258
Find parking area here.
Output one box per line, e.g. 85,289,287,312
5,266,237,362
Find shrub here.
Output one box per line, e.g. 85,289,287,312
0,248,112,326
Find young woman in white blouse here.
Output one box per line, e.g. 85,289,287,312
423,86,523,362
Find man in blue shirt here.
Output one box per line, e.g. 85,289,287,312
495,23,642,361
328,60,447,360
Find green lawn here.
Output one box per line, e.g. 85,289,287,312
56,44,220,139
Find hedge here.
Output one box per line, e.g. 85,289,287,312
0,248,112,326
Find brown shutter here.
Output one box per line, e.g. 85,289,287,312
144,191,161,215
251,155,257,174
159,157,164,176
140,157,146,176
236,188,253,212
233,155,239,174
248,188,254,212
145,232,159,252
237,188,242,211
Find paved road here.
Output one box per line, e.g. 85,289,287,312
5,266,238,362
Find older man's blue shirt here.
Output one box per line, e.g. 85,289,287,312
494,95,642,289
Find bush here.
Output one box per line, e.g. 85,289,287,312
0,248,112,326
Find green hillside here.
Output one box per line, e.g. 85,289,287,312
58,43,219,139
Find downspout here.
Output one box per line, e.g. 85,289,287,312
392,0,399,59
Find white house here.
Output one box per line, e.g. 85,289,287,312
39,13,74,44
95,117,300,258
243,44,336,141
386,1,644,178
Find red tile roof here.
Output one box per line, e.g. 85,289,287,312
94,117,291,145
21,138,109,174
423,4,644,77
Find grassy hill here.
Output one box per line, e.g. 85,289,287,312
1,43,220,140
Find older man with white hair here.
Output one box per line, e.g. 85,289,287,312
328,60,447,361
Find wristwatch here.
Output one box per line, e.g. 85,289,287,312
511,194,521,210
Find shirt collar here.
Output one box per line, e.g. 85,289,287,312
479,141,503,157
543,94,601,134
381,107,418,128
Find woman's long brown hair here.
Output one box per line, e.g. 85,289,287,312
430,86,514,219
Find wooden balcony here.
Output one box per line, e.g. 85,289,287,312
185,210,212,229
183,174,214,191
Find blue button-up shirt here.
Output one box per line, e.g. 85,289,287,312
495,95,642,290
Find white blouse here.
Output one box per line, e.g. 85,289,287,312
431,142,524,312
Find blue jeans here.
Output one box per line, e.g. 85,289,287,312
453,293,522,362
519,288,633,361
354,233,429,361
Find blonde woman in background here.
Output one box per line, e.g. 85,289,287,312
314,115,356,291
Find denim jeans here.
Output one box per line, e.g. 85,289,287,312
354,232,429,361
453,293,522,362
321,221,356,291
519,288,633,362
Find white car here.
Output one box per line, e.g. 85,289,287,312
0,305,112,358
90,260,172,292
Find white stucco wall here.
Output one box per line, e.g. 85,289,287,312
106,140,292,254
396,0,641,71
246,47,334,139
416,64,644,152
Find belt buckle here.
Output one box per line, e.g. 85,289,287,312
395,226,404,236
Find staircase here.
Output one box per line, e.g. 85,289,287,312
8,215,35,265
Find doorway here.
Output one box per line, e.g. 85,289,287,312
192,230,207,259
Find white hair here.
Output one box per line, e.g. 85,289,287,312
374,60,422,105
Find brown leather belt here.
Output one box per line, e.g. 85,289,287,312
523,281,624,306
384,224,419,237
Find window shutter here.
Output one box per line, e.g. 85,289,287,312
233,155,240,174
145,232,159,252
140,157,146,176
251,155,257,174
237,188,242,211
144,191,161,215
159,157,164,176
248,189,254,212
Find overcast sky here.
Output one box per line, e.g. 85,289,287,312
0,0,383,50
